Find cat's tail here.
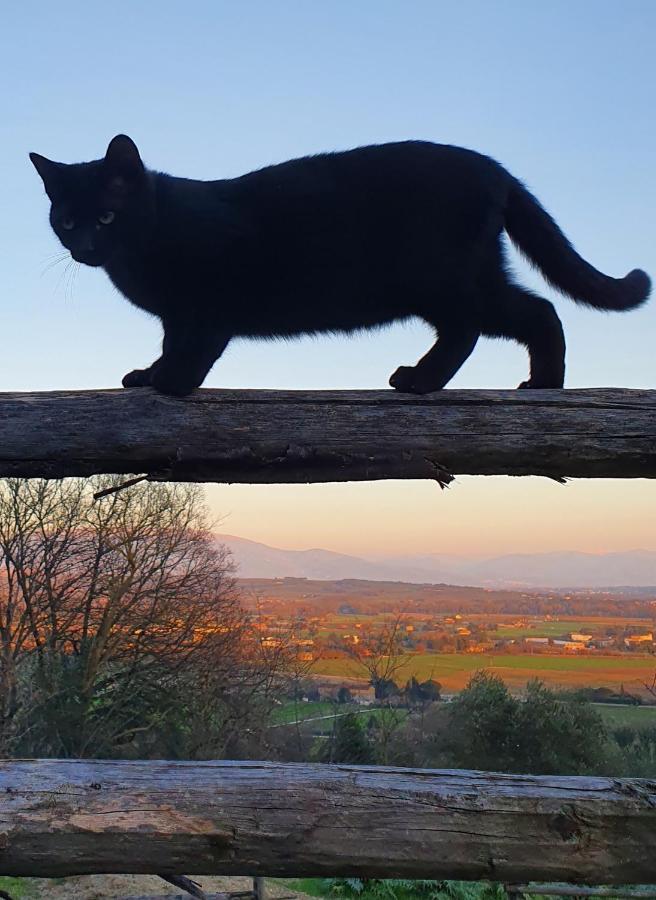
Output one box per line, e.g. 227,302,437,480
505,179,651,311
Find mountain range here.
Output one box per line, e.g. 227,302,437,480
217,534,656,589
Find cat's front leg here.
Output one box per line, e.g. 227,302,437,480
149,324,232,397
122,315,175,389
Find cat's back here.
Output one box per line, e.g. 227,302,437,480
234,140,500,188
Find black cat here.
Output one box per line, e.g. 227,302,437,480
31,135,650,396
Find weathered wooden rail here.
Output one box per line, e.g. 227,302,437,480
1,759,656,883
1,387,655,483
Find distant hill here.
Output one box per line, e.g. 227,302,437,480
216,534,439,582
217,534,656,589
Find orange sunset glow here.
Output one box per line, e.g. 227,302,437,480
206,476,656,557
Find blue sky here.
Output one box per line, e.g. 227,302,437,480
2,1,655,555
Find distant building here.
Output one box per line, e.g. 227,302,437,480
625,633,653,647
352,686,376,705
261,637,282,648
525,637,549,645
570,633,593,643
553,640,588,651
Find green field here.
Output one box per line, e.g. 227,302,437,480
596,704,656,730
494,620,596,638
313,652,656,694
270,700,406,735
270,700,334,724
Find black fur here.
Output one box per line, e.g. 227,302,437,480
30,135,651,396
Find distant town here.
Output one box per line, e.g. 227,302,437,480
239,577,656,697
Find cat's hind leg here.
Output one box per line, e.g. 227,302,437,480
389,320,480,394
483,284,566,388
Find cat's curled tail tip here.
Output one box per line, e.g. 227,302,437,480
618,268,652,310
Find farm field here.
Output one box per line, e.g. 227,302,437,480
312,652,656,694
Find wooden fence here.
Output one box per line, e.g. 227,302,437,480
2,387,656,895
1,760,655,884
0,388,654,483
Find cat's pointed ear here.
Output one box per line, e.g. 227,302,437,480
29,152,64,199
104,134,144,180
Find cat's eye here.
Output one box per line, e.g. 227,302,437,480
61,217,75,231
98,211,115,225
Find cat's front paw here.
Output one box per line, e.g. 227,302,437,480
389,366,440,394
122,367,153,388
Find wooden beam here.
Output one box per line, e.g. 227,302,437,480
1,760,656,882
0,387,654,483
506,887,656,899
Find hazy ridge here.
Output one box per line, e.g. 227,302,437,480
217,534,656,589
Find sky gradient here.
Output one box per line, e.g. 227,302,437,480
2,1,655,556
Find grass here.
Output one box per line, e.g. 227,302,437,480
280,878,328,898
597,704,656,729
494,620,596,638
270,700,335,724
0,876,36,898
313,652,656,694
271,700,406,734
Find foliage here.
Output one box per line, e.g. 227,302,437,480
323,712,376,764
0,875,35,898
389,672,617,775
559,686,642,705
610,724,656,777
374,678,400,701
405,677,441,705
512,679,610,774
441,671,519,771
319,878,505,900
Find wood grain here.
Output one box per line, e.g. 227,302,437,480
0,760,655,881
0,388,654,482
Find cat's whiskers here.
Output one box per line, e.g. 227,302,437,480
39,251,69,278
53,258,75,299
65,261,81,305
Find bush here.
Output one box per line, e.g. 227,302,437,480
324,713,376,764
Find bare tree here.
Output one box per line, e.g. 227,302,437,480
0,479,90,751
0,477,253,758
339,611,406,699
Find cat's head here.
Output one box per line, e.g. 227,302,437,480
30,134,150,267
